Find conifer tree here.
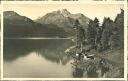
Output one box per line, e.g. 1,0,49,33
101,17,113,50
87,18,100,50
110,9,124,49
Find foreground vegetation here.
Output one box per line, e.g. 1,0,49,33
66,9,124,78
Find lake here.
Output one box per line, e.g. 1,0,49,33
3,39,118,78
3,39,78,78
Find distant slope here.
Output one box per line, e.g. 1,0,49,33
36,9,91,35
4,11,68,38
4,10,91,38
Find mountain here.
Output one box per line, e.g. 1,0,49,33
36,9,91,35
4,11,68,38
4,10,91,38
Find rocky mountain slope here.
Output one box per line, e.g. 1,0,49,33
4,11,68,38
36,9,91,35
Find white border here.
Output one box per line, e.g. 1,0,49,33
1,1,126,4
0,1,127,80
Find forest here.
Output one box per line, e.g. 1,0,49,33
85,9,124,52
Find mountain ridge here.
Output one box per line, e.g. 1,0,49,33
36,9,91,30
4,11,68,38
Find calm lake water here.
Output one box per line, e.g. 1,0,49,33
3,38,124,78
4,39,76,78
4,39,104,78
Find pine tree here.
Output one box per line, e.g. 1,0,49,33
87,18,100,51
110,9,124,49
101,17,113,50
86,9,124,52
93,17,101,50
87,20,95,49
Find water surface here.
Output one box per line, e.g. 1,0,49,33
4,39,74,78
4,39,109,78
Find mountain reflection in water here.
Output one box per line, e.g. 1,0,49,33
4,39,73,63
3,39,103,78
4,39,76,78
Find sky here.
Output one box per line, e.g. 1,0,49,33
4,4,123,23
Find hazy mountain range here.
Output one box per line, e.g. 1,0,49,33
4,9,91,38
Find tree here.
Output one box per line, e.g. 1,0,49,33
73,19,86,51
110,9,124,49
93,17,101,50
86,9,124,52
87,20,95,48
101,17,113,50
87,18,100,51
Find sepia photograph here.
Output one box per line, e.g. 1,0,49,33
3,3,124,78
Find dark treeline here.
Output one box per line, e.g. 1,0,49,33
85,9,124,52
